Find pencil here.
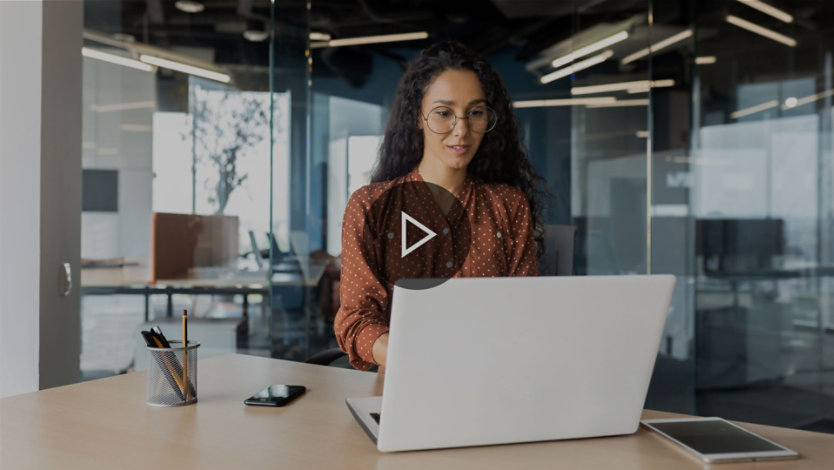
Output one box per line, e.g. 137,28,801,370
142,331,186,400
182,309,189,400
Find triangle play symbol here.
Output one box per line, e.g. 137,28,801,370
401,211,437,258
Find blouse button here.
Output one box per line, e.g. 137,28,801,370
445,261,453,268
496,231,502,239
442,227,450,235
387,232,394,239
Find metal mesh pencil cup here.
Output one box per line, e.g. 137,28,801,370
146,341,199,407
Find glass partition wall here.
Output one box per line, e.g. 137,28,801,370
78,0,834,433
690,0,834,431
80,0,296,375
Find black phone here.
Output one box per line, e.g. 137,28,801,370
244,384,307,407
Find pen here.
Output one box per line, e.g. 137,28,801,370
182,309,189,400
141,330,186,400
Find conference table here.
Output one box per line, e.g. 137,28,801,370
2,354,833,469
81,261,328,321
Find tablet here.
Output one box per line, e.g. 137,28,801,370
642,417,799,463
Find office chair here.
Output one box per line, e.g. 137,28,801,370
539,224,577,276
307,225,578,367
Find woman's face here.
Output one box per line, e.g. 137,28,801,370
419,69,487,172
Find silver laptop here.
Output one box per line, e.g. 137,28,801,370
346,274,676,452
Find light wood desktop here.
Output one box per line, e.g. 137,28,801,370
2,354,832,469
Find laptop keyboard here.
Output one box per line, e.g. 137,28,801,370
371,412,381,424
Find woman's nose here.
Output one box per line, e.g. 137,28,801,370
452,115,470,136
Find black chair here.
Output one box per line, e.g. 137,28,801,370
539,224,577,276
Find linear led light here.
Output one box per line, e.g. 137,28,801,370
139,54,231,83
737,0,793,23
586,99,650,108
730,99,779,119
540,50,613,84
625,79,676,94
621,29,693,65
726,15,796,47
780,89,834,109
571,79,675,95
312,32,429,49
90,100,155,113
695,56,717,64
551,31,628,68
513,97,617,108
81,47,154,72
309,32,331,41
635,130,650,138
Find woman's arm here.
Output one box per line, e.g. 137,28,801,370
334,189,391,370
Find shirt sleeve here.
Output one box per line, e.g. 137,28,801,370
333,189,390,370
507,191,539,277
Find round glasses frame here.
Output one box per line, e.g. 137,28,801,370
421,105,498,134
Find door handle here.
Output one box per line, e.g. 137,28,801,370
60,262,72,297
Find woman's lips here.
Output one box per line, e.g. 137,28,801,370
447,145,470,156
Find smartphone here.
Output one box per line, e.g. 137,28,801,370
244,384,306,407
642,417,799,463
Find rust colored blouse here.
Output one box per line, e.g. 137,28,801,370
334,168,538,370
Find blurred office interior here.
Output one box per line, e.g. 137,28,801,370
2,0,833,434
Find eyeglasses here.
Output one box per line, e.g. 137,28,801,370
422,105,498,134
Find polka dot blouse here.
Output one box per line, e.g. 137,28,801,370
334,167,539,370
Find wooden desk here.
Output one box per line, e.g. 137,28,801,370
2,355,831,469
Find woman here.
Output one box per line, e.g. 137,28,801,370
334,41,546,370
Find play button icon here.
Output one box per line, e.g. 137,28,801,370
360,181,471,290
401,211,436,257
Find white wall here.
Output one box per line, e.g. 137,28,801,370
0,0,82,397
0,1,43,397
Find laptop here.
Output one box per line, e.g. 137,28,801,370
346,274,676,452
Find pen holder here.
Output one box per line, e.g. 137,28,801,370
146,341,199,407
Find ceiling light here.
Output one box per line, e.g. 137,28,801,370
586,99,651,108
243,30,269,42
540,50,613,84
783,97,798,108
139,54,231,83
625,79,676,94
550,31,628,68
636,130,650,138
309,32,331,41
695,56,717,64
726,15,796,47
82,47,154,72
730,99,779,119
90,101,155,113
571,79,675,95
780,89,834,109
620,29,693,65
513,97,617,108
736,0,793,23
311,32,429,48
175,1,204,14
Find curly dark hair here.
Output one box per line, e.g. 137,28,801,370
371,40,548,254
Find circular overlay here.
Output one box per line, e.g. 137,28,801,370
361,181,471,290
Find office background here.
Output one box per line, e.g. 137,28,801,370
1,0,832,435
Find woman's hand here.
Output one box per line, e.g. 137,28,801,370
372,333,389,368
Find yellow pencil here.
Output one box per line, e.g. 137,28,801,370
182,309,189,400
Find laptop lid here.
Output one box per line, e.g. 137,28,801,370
375,274,675,452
